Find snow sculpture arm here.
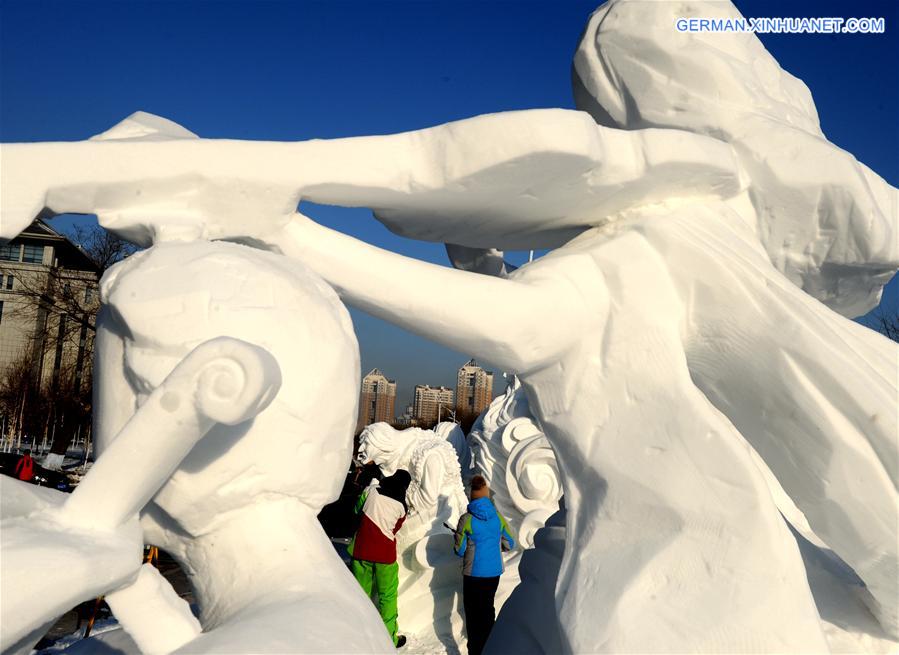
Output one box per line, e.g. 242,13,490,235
265,216,592,374
0,337,281,655
105,564,202,655
0,109,740,252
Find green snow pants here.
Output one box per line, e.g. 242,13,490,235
351,558,400,645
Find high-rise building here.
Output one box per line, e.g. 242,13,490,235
456,359,494,417
357,368,396,431
413,385,455,425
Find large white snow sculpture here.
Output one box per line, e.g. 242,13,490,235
262,26,896,653
572,0,899,639
468,377,562,548
1,0,897,651
357,422,470,645
1,240,396,655
92,241,394,653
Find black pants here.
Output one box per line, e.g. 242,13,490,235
462,574,500,655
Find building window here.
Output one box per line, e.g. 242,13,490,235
0,244,19,261
0,300,3,324
21,244,44,264
5,275,12,290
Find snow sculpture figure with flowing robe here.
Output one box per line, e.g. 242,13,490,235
2,0,897,652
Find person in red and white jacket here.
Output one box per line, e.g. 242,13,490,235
15,449,34,482
349,469,411,649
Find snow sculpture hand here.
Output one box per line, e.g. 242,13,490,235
0,337,281,655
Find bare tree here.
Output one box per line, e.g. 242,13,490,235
0,352,40,440
2,224,134,337
872,309,899,343
0,223,135,456
70,224,137,275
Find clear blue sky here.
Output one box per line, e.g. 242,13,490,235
2,0,897,409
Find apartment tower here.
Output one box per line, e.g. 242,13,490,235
412,385,455,425
455,359,494,417
357,368,397,431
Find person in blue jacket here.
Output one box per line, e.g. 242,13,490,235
453,475,515,655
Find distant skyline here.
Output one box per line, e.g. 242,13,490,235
2,0,896,406
363,358,497,417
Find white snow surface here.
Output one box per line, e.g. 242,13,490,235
1,0,897,653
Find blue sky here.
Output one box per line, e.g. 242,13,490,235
2,0,897,408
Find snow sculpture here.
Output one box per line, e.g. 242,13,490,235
1,0,897,651
468,377,562,548
571,0,899,641
0,241,395,654
433,421,471,476
358,423,468,527
356,423,470,644
93,241,393,653
486,504,567,655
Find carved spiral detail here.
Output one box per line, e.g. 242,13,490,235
505,434,562,516
191,338,282,425
501,417,544,453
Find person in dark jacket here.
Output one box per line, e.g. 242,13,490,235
454,475,515,655
349,469,411,649
14,449,34,482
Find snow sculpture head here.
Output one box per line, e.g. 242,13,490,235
355,422,413,475
573,0,899,316
94,240,360,534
